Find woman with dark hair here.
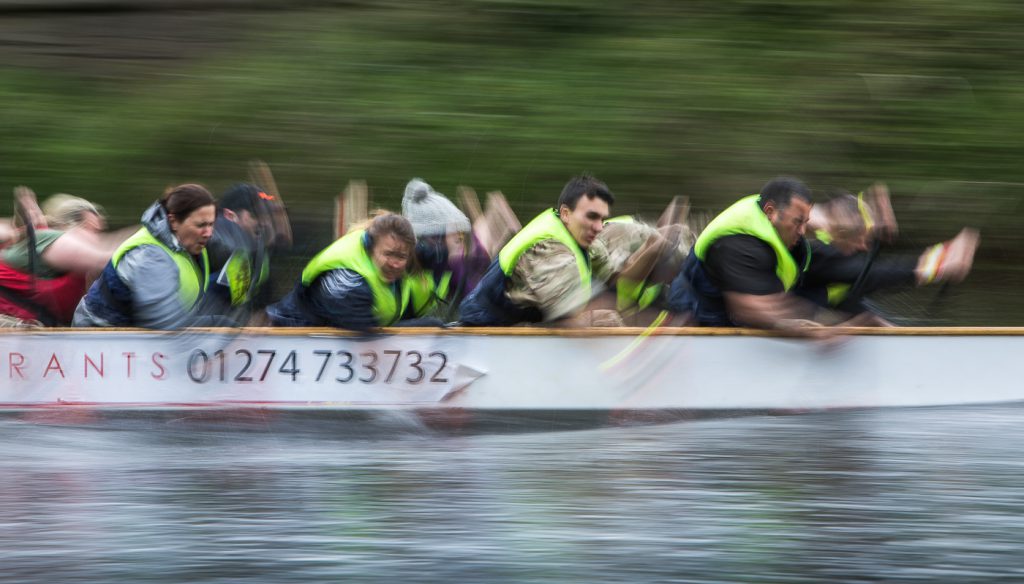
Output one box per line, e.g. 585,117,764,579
74,184,218,329
267,212,437,330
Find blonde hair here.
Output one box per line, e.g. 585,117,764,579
42,194,104,230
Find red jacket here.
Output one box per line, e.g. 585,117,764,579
0,262,86,325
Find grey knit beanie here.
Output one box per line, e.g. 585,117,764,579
402,178,471,237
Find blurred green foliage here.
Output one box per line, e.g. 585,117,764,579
1,1,1022,212
0,0,1022,322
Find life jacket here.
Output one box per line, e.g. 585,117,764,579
218,247,270,307
670,195,810,326
82,226,209,326
694,195,806,290
300,229,432,326
602,216,664,314
459,209,591,325
208,215,271,307
411,237,454,304
615,278,663,313
809,191,875,307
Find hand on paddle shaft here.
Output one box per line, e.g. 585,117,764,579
915,228,981,287
12,186,42,282
863,183,898,244
14,186,45,231
842,183,897,300
458,185,521,259
916,228,981,318
0,187,40,245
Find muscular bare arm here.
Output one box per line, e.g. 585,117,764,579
724,291,837,339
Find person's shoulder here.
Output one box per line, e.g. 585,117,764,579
316,268,371,298
4,229,64,257
34,229,65,247
307,268,377,328
118,243,176,274
518,239,578,271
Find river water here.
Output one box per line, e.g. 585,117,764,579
1,404,1022,583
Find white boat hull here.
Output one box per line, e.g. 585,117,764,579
0,327,1018,421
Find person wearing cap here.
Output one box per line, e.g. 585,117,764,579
0,191,116,326
266,213,437,330
458,174,620,327
205,183,290,321
74,184,222,329
401,178,491,321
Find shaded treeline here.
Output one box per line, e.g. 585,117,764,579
0,0,1022,321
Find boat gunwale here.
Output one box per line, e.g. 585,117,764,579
1,326,1022,337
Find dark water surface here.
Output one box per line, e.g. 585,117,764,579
2,405,1023,583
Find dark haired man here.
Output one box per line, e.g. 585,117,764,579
459,174,617,326
668,176,831,336
205,183,286,321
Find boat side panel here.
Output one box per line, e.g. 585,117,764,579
0,331,1019,410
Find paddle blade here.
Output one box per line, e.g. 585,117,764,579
336,180,368,238
657,195,690,228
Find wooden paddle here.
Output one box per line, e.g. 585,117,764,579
656,195,690,228
335,180,368,238
457,185,484,225
13,186,40,280
846,239,882,303
248,159,292,247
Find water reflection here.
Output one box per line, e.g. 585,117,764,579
0,406,1023,581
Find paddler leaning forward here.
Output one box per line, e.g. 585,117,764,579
458,174,620,327
267,213,439,331
668,176,836,338
74,184,222,329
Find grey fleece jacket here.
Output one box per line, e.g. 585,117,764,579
73,202,207,329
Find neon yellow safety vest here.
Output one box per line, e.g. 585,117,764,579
813,228,852,304
112,227,210,309
404,269,446,315
616,278,662,312
220,248,271,306
300,230,431,326
437,272,451,301
498,209,591,297
693,194,807,291
813,193,874,306
603,215,662,312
